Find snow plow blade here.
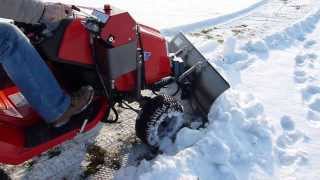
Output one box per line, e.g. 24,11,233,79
168,33,230,115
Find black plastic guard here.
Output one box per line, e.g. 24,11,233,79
168,33,230,115
37,19,73,63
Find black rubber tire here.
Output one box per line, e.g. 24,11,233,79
0,169,10,180
135,95,183,148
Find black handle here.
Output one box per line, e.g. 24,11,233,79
71,5,81,12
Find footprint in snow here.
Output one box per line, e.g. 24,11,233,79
294,53,318,68
275,116,309,166
306,93,320,127
304,40,317,49
280,115,295,131
293,53,318,84
276,148,309,166
294,53,316,66
295,42,320,125
302,85,320,101
307,110,320,127
293,69,307,84
308,96,320,112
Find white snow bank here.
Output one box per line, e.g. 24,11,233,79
262,12,320,50
44,0,264,32
245,8,320,54
161,0,267,36
210,8,320,86
237,8,320,56
215,4,320,180
115,90,275,180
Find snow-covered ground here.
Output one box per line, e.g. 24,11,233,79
44,0,263,30
2,0,320,180
115,0,320,179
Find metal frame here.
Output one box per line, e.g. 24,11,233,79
168,33,230,116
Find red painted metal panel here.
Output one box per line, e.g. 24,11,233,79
139,24,172,85
0,124,24,147
114,24,172,92
58,20,94,65
115,72,136,92
100,12,137,47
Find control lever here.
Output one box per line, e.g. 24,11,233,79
71,5,81,12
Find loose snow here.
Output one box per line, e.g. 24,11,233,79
116,90,275,180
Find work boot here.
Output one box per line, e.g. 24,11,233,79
53,85,94,128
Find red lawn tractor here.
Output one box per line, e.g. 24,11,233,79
0,5,229,165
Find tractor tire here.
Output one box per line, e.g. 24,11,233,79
136,95,184,148
0,169,10,180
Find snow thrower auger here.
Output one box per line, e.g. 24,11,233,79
0,5,229,165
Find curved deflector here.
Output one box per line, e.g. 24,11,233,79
168,33,230,115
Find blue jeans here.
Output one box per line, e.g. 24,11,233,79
0,22,70,123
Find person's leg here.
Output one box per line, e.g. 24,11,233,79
0,22,70,123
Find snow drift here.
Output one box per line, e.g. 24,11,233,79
115,90,274,180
